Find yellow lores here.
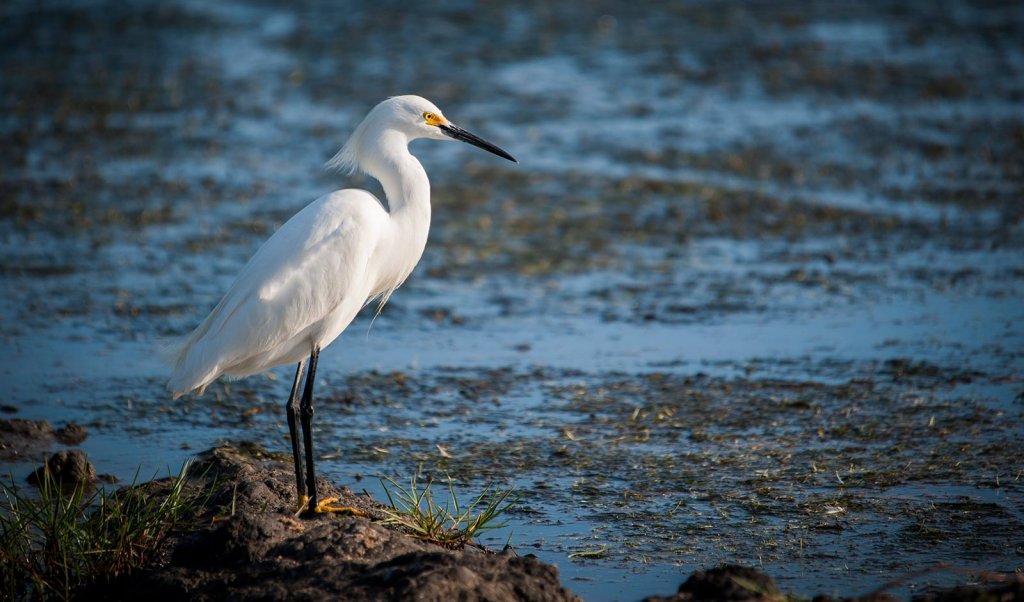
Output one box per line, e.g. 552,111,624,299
423,111,447,126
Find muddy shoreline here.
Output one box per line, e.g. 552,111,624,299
6,438,1020,601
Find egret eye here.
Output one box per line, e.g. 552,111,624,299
423,112,438,123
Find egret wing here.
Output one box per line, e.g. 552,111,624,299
168,190,386,395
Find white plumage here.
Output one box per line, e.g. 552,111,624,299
165,95,516,514
167,189,391,396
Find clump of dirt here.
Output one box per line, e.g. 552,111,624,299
55,422,88,445
27,449,97,486
0,418,90,461
96,442,581,602
641,565,1023,602
0,418,56,461
642,565,783,601
909,577,1024,602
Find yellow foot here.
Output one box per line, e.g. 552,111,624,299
294,495,367,517
313,497,368,516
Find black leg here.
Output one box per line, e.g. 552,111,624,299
286,359,307,503
300,345,321,513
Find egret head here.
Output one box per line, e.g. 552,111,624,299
328,95,516,175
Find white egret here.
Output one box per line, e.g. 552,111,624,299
167,95,516,514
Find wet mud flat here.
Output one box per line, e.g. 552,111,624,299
4,436,1021,601
2,0,1023,599
67,359,1020,599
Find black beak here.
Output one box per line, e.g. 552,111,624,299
440,124,517,163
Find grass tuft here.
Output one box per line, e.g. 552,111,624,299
0,460,211,601
379,470,517,550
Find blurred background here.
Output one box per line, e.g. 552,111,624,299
2,1,1022,599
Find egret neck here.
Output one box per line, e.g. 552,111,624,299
363,128,432,303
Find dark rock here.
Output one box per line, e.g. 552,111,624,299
911,575,1024,602
354,550,571,601
55,422,88,445
27,450,97,486
94,443,580,602
642,565,780,601
813,595,898,602
645,567,1023,602
0,419,89,461
0,418,55,461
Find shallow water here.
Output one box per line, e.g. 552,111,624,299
2,0,1023,599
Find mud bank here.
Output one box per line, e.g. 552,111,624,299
85,443,579,602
